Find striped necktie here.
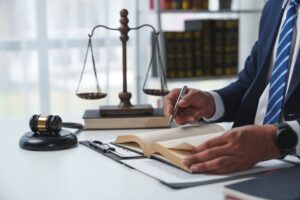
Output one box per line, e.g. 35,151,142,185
264,0,299,124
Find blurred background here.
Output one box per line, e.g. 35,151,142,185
0,0,264,121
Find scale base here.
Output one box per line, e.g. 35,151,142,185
19,130,78,151
99,104,154,116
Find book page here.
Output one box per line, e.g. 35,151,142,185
132,124,224,152
155,131,224,151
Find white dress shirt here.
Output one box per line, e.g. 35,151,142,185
206,0,300,155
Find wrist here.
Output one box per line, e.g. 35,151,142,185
263,124,281,159
274,122,298,157
203,91,216,119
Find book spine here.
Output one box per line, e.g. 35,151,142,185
149,0,155,10
224,20,239,75
175,32,185,78
182,0,191,9
224,20,232,75
165,0,173,10
164,19,239,79
202,20,213,76
183,31,194,77
165,32,177,78
192,0,202,9
213,20,225,76
173,0,182,9
160,0,166,10
232,20,239,75
162,0,209,10
201,0,209,10
194,30,204,76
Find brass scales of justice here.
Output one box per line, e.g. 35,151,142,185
76,9,169,116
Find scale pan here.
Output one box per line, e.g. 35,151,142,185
76,92,107,100
143,89,169,96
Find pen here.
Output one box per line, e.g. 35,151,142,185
89,141,115,153
168,85,188,126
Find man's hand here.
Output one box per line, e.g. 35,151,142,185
183,125,280,174
164,88,216,124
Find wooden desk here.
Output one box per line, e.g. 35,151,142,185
1,120,297,200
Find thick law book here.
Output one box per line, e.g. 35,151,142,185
83,109,169,130
224,166,300,200
114,124,225,172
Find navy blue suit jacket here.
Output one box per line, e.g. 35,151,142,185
215,0,300,127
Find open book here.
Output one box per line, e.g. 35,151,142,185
114,124,225,172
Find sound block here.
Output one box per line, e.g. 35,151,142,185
19,130,78,151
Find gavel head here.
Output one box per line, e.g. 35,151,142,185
29,115,62,134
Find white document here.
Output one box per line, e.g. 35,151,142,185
121,158,293,187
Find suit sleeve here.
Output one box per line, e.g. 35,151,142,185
213,41,259,122
212,0,271,122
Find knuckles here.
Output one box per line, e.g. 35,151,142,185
222,131,245,152
214,159,223,167
204,150,215,158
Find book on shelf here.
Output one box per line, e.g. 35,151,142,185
162,19,239,79
173,0,182,9
164,31,198,78
165,0,173,10
213,20,225,76
175,32,186,78
202,20,213,76
226,19,239,75
164,32,177,78
224,166,300,200
155,0,209,10
114,123,225,172
83,108,169,130
190,19,239,76
182,0,191,9
194,30,204,76
149,0,155,10
183,31,194,77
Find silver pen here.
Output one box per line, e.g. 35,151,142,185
168,85,188,126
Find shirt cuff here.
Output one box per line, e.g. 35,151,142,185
285,121,300,157
203,91,225,122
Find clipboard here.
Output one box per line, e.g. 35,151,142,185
79,140,297,189
80,140,144,163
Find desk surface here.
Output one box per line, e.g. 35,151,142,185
1,120,298,200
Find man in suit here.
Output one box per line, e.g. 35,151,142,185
165,0,300,174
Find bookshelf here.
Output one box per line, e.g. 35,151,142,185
135,0,265,105
158,9,262,14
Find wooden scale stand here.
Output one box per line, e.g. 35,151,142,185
76,9,169,116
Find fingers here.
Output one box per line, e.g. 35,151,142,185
164,104,173,117
164,88,181,116
189,157,252,174
193,134,228,152
164,88,213,123
183,144,231,167
178,89,200,107
174,108,207,124
182,128,259,174
175,108,202,124
165,88,200,111
179,89,209,106
188,156,234,173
